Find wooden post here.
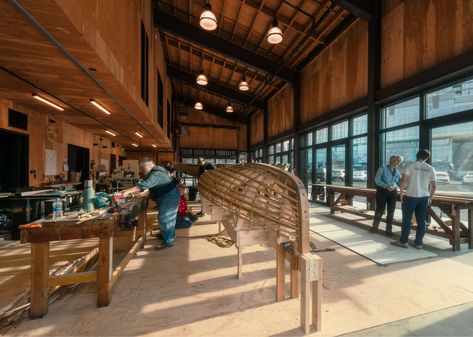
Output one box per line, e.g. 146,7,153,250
300,255,311,334
452,206,461,251
469,208,473,250
97,235,113,307
290,242,299,299
237,245,243,279
312,258,322,331
329,192,335,214
276,243,286,301
30,241,49,318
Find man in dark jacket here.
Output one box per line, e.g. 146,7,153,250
122,158,180,250
198,157,216,176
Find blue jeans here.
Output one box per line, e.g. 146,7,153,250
400,196,429,245
157,187,180,245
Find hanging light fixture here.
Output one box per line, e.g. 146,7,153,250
196,69,208,86
199,1,217,31
239,76,249,91
152,144,157,148
131,143,138,148
266,18,283,44
105,130,116,137
226,102,233,113
134,131,144,138
32,93,64,111
194,102,203,110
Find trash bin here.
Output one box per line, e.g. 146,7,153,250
188,186,199,201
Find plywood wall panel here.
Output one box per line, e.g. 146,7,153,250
381,0,473,88
268,85,294,138
300,20,368,124
250,110,264,146
239,125,247,151
179,127,238,149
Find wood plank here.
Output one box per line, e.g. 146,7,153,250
276,243,286,302
97,236,113,307
48,271,97,287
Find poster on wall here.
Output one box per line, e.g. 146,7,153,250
45,149,57,176
100,159,109,171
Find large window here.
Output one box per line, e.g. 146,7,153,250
382,97,419,128
266,137,294,170
331,121,348,141
431,121,473,196
380,126,419,168
427,78,473,119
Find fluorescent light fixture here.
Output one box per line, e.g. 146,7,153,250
200,2,217,31
226,102,233,113
152,144,157,148
90,99,111,115
131,143,138,147
134,131,144,138
32,93,64,111
196,70,208,86
267,18,283,44
239,77,249,91
194,102,203,110
105,130,116,137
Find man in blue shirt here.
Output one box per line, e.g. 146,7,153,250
122,158,180,250
370,155,403,236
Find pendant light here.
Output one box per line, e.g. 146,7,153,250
267,18,283,44
194,102,203,110
238,76,249,91
196,69,208,86
32,93,64,111
200,1,217,31
226,102,233,113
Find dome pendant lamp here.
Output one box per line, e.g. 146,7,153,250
267,18,283,44
196,69,208,86
239,76,249,91
200,1,217,31
194,102,203,110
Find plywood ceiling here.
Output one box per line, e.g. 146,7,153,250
157,0,351,116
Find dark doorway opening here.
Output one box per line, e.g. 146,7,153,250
0,129,29,192
110,154,116,174
67,144,89,185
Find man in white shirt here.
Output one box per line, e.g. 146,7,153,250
391,149,437,249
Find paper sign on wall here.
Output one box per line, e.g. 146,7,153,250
45,149,57,176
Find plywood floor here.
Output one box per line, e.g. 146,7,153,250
3,206,473,336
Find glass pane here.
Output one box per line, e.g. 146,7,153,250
275,142,282,153
431,121,473,197
352,137,368,209
331,121,349,141
282,140,290,152
427,78,473,119
282,154,288,164
380,126,419,170
268,145,274,155
300,148,313,200
352,114,368,136
382,97,420,129
290,138,294,150
275,156,281,164
268,155,274,164
315,148,327,203
316,128,328,144
331,145,346,185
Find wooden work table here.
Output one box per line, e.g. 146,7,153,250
20,196,148,318
313,184,473,251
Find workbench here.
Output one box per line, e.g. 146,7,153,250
314,184,473,251
20,197,148,318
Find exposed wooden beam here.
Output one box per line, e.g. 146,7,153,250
167,65,266,110
297,14,357,71
179,122,240,130
154,9,297,83
337,0,373,21
175,96,246,124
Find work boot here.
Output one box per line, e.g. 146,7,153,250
385,225,393,237
391,241,408,248
155,242,174,251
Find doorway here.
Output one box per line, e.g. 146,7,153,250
0,129,29,192
67,144,89,184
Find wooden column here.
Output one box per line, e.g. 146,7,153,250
293,73,301,177
290,242,299,299
97,234,113,307
276,243,286,301
263,102,269,163
30,241,49,318
367,1,381,191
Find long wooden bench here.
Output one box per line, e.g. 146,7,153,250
191,163,322,334
314,184,473,251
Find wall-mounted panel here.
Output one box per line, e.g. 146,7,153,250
381,0,473,88
250,110,264,146
268,85,294,138
300,20,368,124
